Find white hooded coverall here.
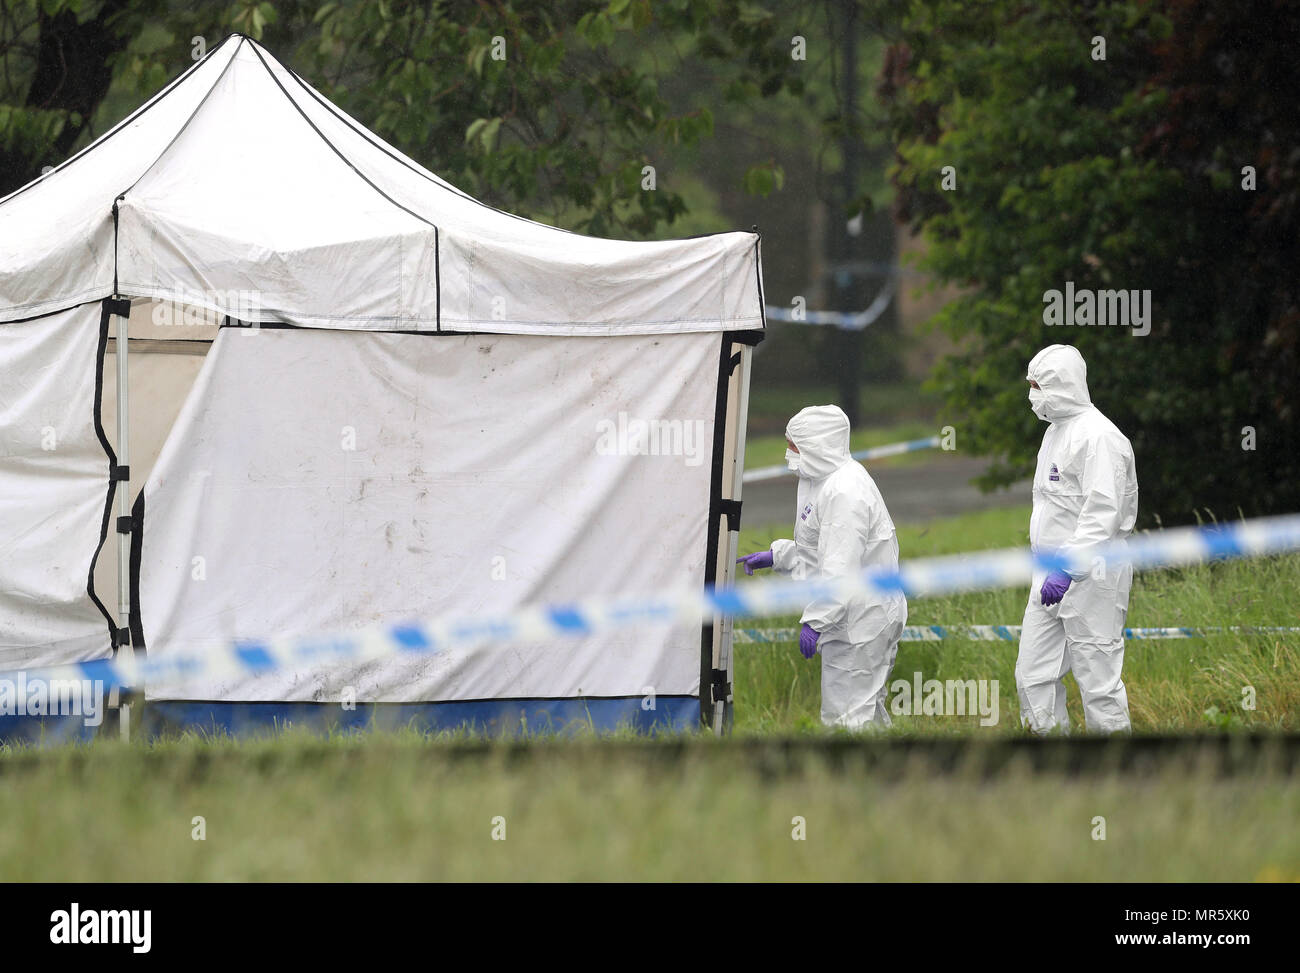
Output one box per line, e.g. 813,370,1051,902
1018,345,1138,734
770,405,908,729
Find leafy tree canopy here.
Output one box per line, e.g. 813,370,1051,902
880,0,1299,523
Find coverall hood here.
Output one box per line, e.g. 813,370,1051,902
785,405,853,479
1027,344,1092,423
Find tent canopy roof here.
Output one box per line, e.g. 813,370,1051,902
0,34,763,335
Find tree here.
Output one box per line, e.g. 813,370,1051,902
2,0,806,238
0,0,163,190
880,0,1299,523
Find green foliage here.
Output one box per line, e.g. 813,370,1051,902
880,0,1300,523
1,0,809,236
0,0,170,186
294,0,804,236
741,159,784,196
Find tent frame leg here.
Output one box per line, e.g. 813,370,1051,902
711,342,753,735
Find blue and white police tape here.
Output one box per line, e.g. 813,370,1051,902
5,513,1300,692
763,279,895,330
735,625,1300,644
744,435,941,483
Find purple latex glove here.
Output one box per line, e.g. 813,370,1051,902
1040,570,1072,606
799,623,820,659
736,551,774,576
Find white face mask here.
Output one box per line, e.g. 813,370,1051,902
1028,386,1049,422
785,448,801,472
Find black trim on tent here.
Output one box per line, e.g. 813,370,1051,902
700,333,733,728
112,200,120,295
279,59,585,239
0,36,236,212
87,299,122,648
218,319,446,336
146,693,690,707
676,228,763,243
0,297,101,325
116,38,246,204
752,231,768,328
435,227,441,332
244,42,442,240
217,319,738,341
128,491,146,652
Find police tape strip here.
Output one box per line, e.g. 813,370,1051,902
6,513,1300,692
744,436,941,483
763,279,895,330
735,625,1300,644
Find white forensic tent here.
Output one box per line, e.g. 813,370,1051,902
0,34,763,738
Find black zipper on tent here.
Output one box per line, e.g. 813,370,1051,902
112,199,120,295
88,300,123,649
435,227,441,332
128,491,147,653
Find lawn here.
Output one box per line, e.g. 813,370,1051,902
735,506,1300,734
0,734,1295,880
1,505,1295,882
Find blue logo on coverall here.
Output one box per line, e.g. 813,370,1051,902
1049,463,1060,482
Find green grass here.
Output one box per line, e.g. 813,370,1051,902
735,505,1300,734
1,734,1297,880
0,505,1296,881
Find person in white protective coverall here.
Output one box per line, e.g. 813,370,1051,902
736,405,908,729
1018,344,1139,734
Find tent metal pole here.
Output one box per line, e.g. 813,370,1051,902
713,343,753,735
114,300,133,741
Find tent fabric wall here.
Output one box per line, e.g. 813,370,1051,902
0,302,116,666
133,327,721,708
